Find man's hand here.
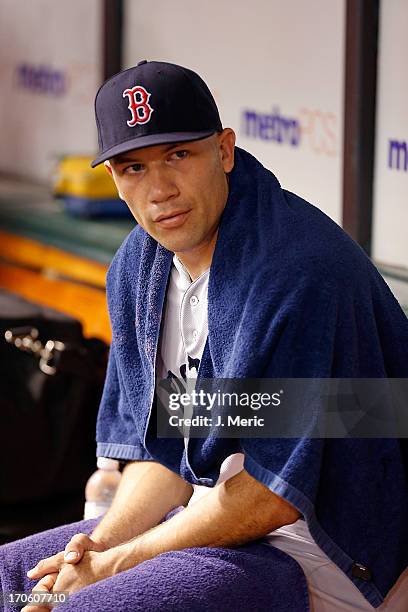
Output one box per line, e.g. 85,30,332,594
48,548,114,595
26,533,106,580
22,548,121,611
22,534,107,611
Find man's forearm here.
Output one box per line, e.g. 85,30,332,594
90,460,193,549
109,468,300,574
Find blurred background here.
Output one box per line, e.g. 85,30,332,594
0,0,407,340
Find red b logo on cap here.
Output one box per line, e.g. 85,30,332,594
122,85,154,127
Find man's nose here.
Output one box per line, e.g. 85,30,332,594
147,166,179,204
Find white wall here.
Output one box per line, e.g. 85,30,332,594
124,0,346,223
0,0,102,183
372,0,408,271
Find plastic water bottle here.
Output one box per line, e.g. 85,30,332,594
84,457,121,519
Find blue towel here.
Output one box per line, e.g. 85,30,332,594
97,146,408,608
0,509,310,611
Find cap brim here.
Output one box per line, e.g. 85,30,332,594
91,130,217,167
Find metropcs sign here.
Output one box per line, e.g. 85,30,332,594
241,105,338,157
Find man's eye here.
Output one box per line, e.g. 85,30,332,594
125,163,144,174
171,150,188,160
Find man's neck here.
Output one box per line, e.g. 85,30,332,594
174,230,218,281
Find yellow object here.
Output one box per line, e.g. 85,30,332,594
54,156,118,199
0,231,111,342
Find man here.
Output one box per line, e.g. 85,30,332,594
1,60,408,612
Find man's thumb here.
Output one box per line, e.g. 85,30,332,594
64,533,104,563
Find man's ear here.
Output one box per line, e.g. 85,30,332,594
104,161,125,201
218,128,236,173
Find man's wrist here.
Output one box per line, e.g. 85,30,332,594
108,541,141,575
89,531,111,552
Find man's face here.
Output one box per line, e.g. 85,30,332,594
106,129,235,255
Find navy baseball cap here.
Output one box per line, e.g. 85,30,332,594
91,60,223,167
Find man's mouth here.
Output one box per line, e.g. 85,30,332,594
154,210,191,228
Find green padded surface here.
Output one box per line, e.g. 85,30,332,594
0,195,135,264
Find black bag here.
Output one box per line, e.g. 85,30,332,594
0,289,108,543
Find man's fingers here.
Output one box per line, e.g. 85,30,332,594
32,572,58,592
64,532,104,563
21,573,58,612
27,553,63,579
